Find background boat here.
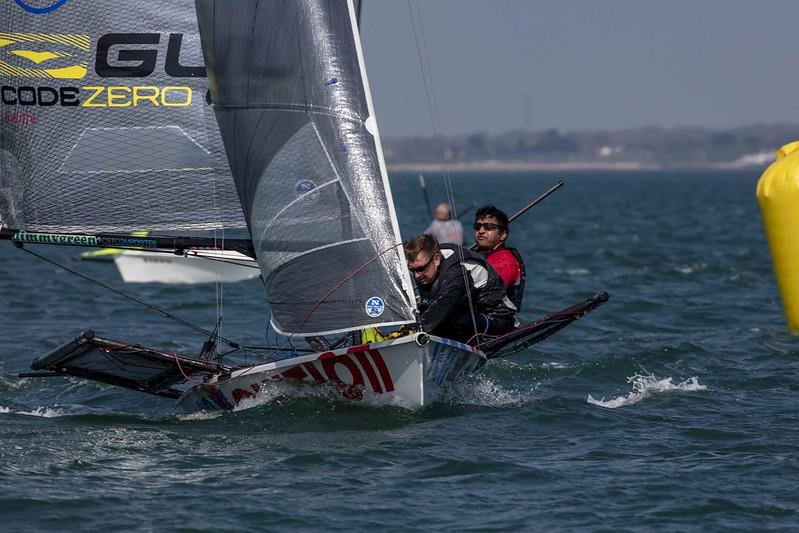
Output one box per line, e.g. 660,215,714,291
113,249,260,284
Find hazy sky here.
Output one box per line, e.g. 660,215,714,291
360,0,799,137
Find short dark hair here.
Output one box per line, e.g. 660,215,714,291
474,205,509,228
404,234,440,262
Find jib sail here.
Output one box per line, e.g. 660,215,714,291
194,0,416,336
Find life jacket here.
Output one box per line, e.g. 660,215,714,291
503,246,526,310
437,244,516,318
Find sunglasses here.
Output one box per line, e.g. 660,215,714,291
408,254,435,274
473,222,505,231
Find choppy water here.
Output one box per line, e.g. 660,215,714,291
1,170,797,531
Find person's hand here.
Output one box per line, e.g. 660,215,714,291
385,324,417,339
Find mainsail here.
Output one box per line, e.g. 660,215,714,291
0,0,245,232
195,0,417,336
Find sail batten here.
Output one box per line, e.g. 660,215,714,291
195,0,416,336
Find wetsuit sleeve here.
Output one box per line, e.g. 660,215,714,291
487,250,521,288
419,268,469,332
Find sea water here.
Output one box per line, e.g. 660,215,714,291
1,170,797,530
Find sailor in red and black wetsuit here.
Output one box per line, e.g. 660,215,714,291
404,234,516,343
472,205,526,311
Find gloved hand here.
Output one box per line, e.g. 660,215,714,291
385,324,417,339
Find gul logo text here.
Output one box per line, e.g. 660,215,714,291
0,32,204,108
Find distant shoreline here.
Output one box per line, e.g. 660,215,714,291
382,123,788,173
386,160,770,172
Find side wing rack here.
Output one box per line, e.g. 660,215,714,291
477,292,609,358
20,330,231,399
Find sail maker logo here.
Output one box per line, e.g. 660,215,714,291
0,32,202,108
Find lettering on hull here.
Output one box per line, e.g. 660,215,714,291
227,347,395,407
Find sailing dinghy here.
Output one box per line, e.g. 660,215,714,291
3,0,606,410
113,249,259,284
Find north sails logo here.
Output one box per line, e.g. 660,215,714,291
14,0,68,14
365,296,385,318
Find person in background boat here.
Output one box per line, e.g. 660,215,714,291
404,234,516,343
424,203,463,245
473,205,526,310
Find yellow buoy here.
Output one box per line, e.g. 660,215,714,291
756,141,799,333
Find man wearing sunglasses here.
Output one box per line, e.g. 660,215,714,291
404,233,516,342
473,205,526,310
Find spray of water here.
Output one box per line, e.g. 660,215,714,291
587,373,706,409
446,373,540,407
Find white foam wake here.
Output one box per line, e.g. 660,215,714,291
0,406,68,417
587,373,706,409
447,373,540,407
230,380,413,412
176,410,224,421
0,405,98,418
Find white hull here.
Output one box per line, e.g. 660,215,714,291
178,333,486,411
114,250,259,284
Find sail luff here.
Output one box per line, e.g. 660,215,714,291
345,0,418,314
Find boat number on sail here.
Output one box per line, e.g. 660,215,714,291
365,297,385,318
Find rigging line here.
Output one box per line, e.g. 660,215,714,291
407,0,480,338
212,166,224,353
17,246,247,352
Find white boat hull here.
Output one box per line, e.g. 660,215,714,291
114,250,259,284
178,333,486,411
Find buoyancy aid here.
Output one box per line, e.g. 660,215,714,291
503,247,526,310
416,245,515,333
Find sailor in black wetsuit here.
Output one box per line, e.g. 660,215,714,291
404,234,516,343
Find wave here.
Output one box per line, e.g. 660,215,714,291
230,380,413,413
175,410,224,421
586,373,706,409
445,373,540,408
0,372,30,391
1,406,67,418
214,371,541,413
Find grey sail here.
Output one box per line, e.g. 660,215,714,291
195,0,416,336
0,0,245,232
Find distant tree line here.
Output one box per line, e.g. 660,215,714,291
382,124,799,167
